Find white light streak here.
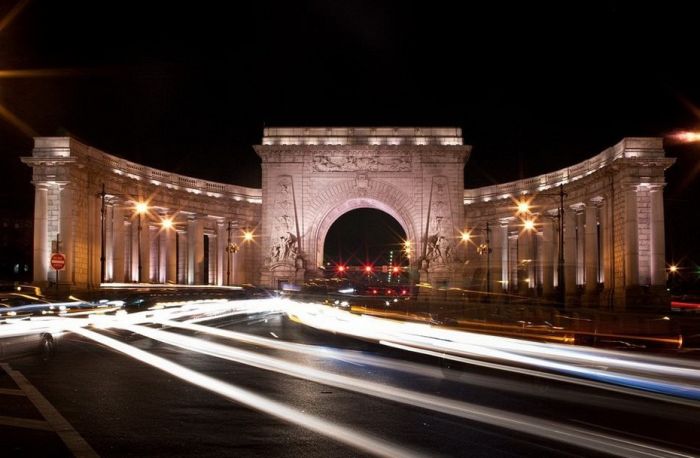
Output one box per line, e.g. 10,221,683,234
116,321,694,457
70,326,419,458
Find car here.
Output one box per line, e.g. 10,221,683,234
0,320,58,362
0,293,72,362
0,293,53,318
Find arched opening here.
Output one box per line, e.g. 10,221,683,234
322,208,409,291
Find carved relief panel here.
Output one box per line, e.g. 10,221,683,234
268,176,299,265
424,176,455,267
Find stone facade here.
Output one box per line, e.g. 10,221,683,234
22,130,675,309
255,127,470,289
22,138,261,289
462,137,674,310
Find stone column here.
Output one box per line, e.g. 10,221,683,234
585,204,598,295
216,222,226,286
112,208,126,283
576,210,585,286
649,186,666,286
105,204,113,281
207,234,216,285
600,199,608,286
188,217,204,285
33,184,49,284
177,230,188,284
138,215,150,283
541,217,554,297
59,185,74,286
602,196,614,301
165,227,177,284
87,191,99,288
489,222,503,294
517,229,532,293
158,230,167,283
500,224,509,290
624,186,639,287
130,220,138,282
564,209,577,301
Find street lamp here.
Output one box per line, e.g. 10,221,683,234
98,183,107,284
226,221,240,286
518,184,566,305
135,201,148,283
523,218,538,295
462,222,493,296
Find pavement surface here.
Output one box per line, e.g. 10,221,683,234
2,310,699,457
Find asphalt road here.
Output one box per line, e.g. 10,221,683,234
3,310,700,457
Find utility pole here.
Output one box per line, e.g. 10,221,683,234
99,183,106,284
485,221,491,296
226,221,232,286
226,221,239,286
557,184,566,306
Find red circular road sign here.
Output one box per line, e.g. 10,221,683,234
50,253,66,271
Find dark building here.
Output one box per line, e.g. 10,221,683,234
0,217,33,284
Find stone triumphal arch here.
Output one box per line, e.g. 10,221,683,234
23,127,675,309
255,127,469,289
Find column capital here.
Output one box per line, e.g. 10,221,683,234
645,183,666,192
589,196,604,207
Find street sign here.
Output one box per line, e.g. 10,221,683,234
50,252,66,271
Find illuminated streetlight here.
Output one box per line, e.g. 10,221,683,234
674,131,700,143
516,199,531,215
669,265,679,273
242,230,254,242
161,218,174,230
461,231,471,243
518,184,567,305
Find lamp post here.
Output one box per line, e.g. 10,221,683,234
463,223,493,297
135,202,148,283
556,184,566,306
516,183,566,304
523,218,537,295
98,183,106,284
226,221,240,286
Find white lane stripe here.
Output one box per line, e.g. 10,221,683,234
1,363,99,458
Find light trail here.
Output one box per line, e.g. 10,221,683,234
3,296,700,455
115,322,694,458
155,317,700,409
69,326,421,458
286,302,700,401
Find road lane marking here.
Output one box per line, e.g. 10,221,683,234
1,363,99,458
0,414,52,431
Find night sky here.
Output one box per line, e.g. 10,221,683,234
1,1,699,272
